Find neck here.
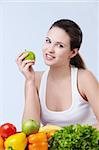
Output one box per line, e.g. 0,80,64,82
49,65,71,81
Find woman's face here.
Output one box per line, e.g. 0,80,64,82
43,27,73,67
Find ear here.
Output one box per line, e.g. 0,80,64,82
69,48,78,59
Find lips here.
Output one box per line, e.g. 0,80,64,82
45,53,55,60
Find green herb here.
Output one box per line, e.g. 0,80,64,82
48,124,99,150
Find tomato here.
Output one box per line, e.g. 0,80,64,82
0,123,17,138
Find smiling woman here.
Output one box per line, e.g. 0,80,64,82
43,22,85,69
16,19,99,130
43,27,71,66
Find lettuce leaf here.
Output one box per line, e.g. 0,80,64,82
48,124,99,150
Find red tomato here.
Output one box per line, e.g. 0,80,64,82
0,123,17,138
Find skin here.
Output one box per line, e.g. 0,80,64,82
16,27,99,129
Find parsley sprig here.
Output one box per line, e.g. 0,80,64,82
48,124,99,150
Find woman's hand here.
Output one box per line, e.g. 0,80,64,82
16,52,35,81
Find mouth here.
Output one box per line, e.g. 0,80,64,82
45,53,56,60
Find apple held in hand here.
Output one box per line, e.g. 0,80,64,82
22,119,40,136
24,50,36,61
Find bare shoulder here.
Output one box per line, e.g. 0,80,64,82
78,69,98,94
35,71,44,91
78,69,98,83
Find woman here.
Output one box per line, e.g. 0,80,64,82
16,19,99,129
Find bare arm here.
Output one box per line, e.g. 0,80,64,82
22,79,40,123
16,52,40,124
79,69,99,129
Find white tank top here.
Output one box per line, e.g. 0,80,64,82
39,67,97,126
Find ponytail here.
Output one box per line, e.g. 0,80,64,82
70,53,86,69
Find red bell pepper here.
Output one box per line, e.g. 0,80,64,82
0,123,17,138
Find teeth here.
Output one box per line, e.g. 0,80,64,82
47,54,53,58
46,54,55,61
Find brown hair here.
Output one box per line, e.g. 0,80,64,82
50,19,86,69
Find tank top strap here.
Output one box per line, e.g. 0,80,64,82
71,67,78,95
39,68,49,106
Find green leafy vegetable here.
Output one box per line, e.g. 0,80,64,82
48,124,99,150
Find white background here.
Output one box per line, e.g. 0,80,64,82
0,1,99,130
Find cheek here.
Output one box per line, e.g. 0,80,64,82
43,45,46,50
57,51,70,61
42,44,47,54
57,50,68,58
42,47,47,59
42,49,45,58
43,43,49,50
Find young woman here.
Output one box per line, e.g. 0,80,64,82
16,19,99,129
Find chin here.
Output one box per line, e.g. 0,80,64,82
44,60,58,67
44,60,53,66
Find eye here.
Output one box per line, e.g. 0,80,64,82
57,44,64,48
45,38,51,44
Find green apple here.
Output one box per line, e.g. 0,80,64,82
22,119,40,135
24,51,36,61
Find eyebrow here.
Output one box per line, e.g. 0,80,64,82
46,37,67,46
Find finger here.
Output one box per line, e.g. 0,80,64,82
16,52,23,60
22,60,35,68
16,52,25,62
16,51,29,61
16,52,29,65
24,62,34,71
19,52,29,61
